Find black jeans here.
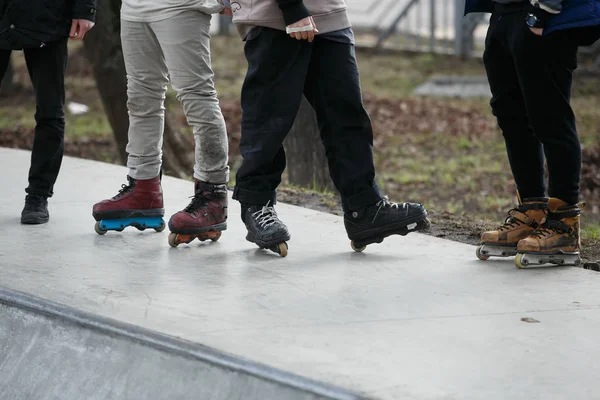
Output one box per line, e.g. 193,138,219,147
483,4,581,205
233,28,382,213
0,38,68,198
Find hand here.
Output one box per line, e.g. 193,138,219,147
220,7,233,16
529,27,543,36
287,16,318,42
70,19,95,40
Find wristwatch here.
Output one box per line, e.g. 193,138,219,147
526,13,544,28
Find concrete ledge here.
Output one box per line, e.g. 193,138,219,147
0,288,368,400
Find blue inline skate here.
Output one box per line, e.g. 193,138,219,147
92,175,165,235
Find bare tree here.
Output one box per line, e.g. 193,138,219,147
82,0,194,178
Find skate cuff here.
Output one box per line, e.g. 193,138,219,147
342,184,383,213
232,187,277,206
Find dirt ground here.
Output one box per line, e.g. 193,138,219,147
1,41,598,270
274,186,600,270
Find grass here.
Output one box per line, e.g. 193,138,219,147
583,223,600,240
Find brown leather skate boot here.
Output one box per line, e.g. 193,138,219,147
515,198,583,268
167,180,228,247
476,197,548,260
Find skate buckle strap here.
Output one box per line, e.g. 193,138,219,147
253,202,280,229
210,184,228,196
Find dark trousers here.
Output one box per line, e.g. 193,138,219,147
483,4,581,205
233,28,382,213
0,38,68,198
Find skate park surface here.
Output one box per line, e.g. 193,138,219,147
1,147,599,400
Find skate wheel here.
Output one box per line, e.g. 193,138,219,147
515,253,528,269
351,241,366,253
276,242,288,257
155,221,166,233
476,246,490,261
168,232,179,248
210,232,222,242
94,221,107,236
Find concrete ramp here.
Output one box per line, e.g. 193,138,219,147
0,289,364,400
1,148,600,400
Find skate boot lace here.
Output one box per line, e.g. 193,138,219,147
252,202,281,229
498,211,521,232
533,218,569,239
113,182,134,200
184,193,209,214
372,196,405,223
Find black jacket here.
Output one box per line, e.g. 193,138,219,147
0,0,97,50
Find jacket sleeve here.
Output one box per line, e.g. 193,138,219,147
275,0,310,26
532,0,563,14
528,0,563,27
73,0,97,22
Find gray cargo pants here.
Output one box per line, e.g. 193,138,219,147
121,11,229,183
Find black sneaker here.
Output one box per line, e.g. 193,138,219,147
344,197,430,248
242,203,291,249
21,194,49,225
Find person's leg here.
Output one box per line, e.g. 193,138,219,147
92,20,168,228
510,17,581,205
477,10,549,259
303,37,381,212
0,50,12,92
23,38,68,199
233,28,312,209
151,11,229,185
304,36,428,249
509,13,583,265
20,39,67,224
232,28,313,255
150,11,229,242
121,20,170,181
484,11,546,200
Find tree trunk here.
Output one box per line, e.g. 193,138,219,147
218,14,232,35
283,96,332,191
82,0,194,178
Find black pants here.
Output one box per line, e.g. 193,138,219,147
484,4,581,205
0,38,68,198
233,28,382,213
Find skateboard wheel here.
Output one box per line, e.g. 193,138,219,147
476,246,490,261
94,221,107,236
351,241,366,253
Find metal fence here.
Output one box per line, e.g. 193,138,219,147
216,0,600,67
345,0,486,57
345,0,600,67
